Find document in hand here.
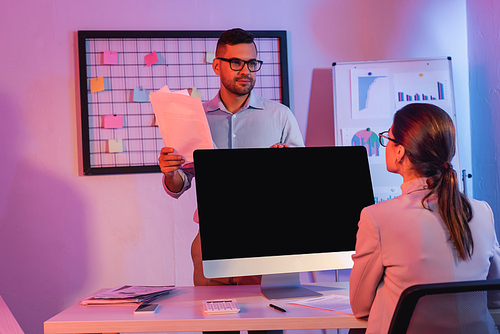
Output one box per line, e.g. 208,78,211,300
150,85,213,163
80,285,174,305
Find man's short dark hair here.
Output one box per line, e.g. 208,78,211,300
216,28,256,56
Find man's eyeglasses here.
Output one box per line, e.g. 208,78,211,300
378,131,398,147
217,57,263,72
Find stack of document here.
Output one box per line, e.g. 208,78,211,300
80,285,174,305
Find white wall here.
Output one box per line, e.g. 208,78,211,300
466,0,500,236
0,1,470,333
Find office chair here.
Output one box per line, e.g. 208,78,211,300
387,279,500,334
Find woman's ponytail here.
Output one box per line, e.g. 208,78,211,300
393,104,473,260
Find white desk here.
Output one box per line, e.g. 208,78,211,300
44,282,367,333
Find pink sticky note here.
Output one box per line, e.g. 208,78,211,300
103,51,118,65
145,51,158,67
102,115,123,129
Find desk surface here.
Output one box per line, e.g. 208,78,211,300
44,282,367,334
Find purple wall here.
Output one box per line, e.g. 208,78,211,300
0,1,478,333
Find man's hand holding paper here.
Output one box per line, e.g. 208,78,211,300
158,146,186,193
158,147,185,175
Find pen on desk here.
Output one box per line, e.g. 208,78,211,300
269,304,287,313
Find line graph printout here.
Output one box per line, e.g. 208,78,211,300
350,68,391,119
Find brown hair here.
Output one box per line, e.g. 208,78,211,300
216,28,256,57
392,103,473,260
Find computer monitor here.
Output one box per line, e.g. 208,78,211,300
193,146,375,299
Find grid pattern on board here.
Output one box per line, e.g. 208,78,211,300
79,31,287,175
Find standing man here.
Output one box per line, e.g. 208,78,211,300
159,28,303,332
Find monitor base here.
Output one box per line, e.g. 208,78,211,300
260,272,323,300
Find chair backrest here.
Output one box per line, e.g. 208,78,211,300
0,295,24,334
387,279,500,334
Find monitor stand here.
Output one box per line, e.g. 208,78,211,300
260,273,323,300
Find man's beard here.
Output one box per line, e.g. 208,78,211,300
222,74,255,96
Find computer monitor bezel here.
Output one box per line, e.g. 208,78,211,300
194,146,375,299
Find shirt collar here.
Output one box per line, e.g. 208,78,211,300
205,90,265,114
401,177,429,195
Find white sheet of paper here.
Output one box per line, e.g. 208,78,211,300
149,85,213,162
173,89,190,96
289,293,353,314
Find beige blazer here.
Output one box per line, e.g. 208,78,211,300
350,177,500,334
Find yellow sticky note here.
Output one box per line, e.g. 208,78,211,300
108,139,123,153
90,76,105,93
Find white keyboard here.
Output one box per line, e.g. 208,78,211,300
203,299,240,314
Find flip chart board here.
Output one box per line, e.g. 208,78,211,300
332,57,460,202
78,30,289,175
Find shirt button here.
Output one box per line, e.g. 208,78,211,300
233,134,236,137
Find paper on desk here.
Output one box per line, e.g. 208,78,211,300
150,85,213,162
80,285,174,305
289,294,353,315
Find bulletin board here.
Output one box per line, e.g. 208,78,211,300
78,30,289,175
332,57,461,202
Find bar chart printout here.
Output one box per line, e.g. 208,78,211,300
394,71,449,103
373,186,402,203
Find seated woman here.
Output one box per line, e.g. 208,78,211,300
349,103,500,334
